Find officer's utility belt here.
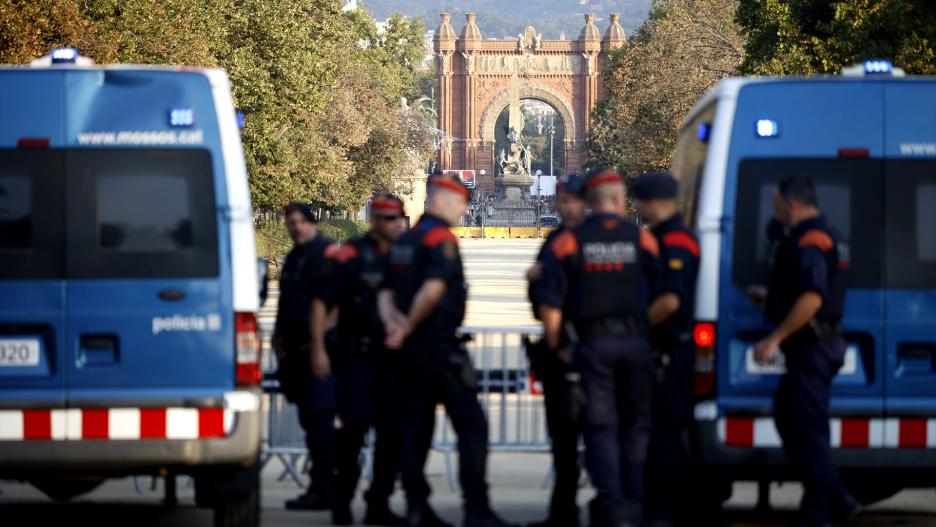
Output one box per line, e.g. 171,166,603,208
574,317,645,341
788,319,843,346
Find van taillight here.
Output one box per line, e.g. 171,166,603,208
235,312,261,386
17,137,50,148
693,322,716,398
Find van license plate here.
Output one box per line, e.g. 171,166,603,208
0,339,41,367
745,345,858,376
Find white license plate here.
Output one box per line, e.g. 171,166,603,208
0,339,41,367
744,345,858,376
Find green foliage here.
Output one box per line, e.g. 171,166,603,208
255,219,368,278
737,0,936,75
318,219,369,244
586,0,744,178
0,0,433,213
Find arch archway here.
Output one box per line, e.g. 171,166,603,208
433,12,626,192
479,84,576,145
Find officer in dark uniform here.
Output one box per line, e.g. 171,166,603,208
631,172,700,527
311,194,408,526
379,174,516,527
272,203,339,511
525,173,587,527
534,169,661,527
751,176,858,526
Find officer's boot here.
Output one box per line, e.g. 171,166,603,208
406,503,453,527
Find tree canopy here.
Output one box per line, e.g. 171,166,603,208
586,0,745,178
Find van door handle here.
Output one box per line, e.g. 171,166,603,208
159,289,186,301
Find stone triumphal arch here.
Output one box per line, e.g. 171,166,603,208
433,12,626,192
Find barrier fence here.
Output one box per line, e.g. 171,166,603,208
258,321,552,491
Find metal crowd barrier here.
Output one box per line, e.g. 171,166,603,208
257,321,552,490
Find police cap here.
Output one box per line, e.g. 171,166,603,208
428,172,470,200
630,171,678,200
556,173,585,197
583,169,625,192
283,202,318,223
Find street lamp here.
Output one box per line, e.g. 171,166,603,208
549,113,555,178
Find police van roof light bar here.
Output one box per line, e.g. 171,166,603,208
841,59,905,77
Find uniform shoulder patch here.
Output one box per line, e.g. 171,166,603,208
640,229,660,258
550,230,579,259
332,244,360,264
662,230,700,258
324,243,341,259
798,229,834,252
422,226,458,248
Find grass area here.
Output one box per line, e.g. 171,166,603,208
255,219,368,278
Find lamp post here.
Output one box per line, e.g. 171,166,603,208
549,113,555,178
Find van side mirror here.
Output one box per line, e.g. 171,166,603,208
257,257,269,306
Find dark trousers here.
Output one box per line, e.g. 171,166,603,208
399,343,490,514
645,339,695,524
296,366,338,500
334,351,402,508
540,359,582,524
774,336,849,526
576,335,652,527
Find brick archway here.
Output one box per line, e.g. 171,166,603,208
433,12,627,192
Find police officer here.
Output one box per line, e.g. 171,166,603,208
751,176,858,526
272,203,339,511
526,173,587,527
379,173,516,527
311,193,408,526
631,172,700,527
535,169,661,527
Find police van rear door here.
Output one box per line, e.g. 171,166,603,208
62,70,233,412
882,80,936,445
720,81,886,444
0,70,68,417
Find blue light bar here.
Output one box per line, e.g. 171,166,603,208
169,108,196,127
864,60,893,75
755,119,780,138
697,123,711,142
236,111,246,130
50,47,78,64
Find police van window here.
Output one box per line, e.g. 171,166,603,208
98,175,193,251
0,151,65,279
66,149,218,279
885,160,936,288
0,176,31,249
671,102,715,228
733,159,883,289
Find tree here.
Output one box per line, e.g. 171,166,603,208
586,0,745,178
737,0,936,75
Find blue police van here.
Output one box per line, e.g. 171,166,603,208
672,61,936,505
0,49,265,526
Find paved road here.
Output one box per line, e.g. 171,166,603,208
2,239,935,525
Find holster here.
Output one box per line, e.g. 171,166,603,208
275,347,306,404
446,349,477,391
785,319,844,348
558,370,586,422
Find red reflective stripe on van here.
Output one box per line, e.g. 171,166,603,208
82,408,109,439
23,410,52,440
840,418,870,448
140,408,167,438
198,408,225,438
725,417,754,447
899,418,927,448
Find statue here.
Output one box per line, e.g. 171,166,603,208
517,34,527,51
534,33,543,50
497,148,507,174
